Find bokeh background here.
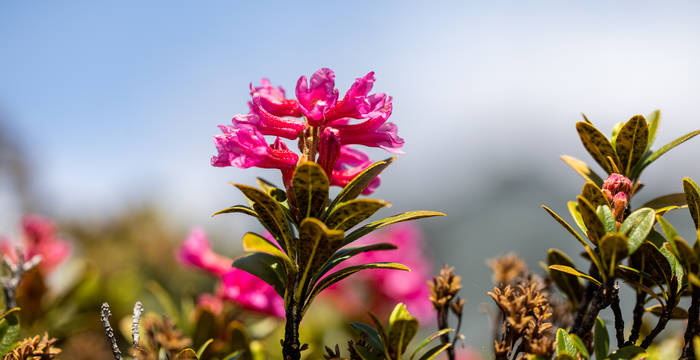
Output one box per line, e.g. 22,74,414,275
2,0,700,356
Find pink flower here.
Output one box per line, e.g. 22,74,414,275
0,214,71,274
602,173,632,199
330,146,380,195
213,68,404,194
211,125,299,170
325,223,433,321
176,229,284,317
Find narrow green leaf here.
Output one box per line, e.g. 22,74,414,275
325,199,391,231
611,121,624,150
234,184,294,255
578,196,606,243
388,303,419,355
575,121,621,174
349,322,385,353
325,157,395,217
684,177,700,230
570,334,590,359
232,253,286,297
409,329,453,360
304,263,410,313
222,351,242,360
646,110,661,150
147,281,180,322
296,218,344,299
196,339,214,358
560,155,604,186
316,243,397,283
417,343,452,360
343,211,445,246
660,244,684,289
620,208,655,254
256,177,287,202
594,317,609,360
547,249,583,307
568,201,588,235
641,193,687,210
549,265,601,286
542,205,588,247
175,348,198,360
556,328,578,357
241,232,295,272
632,130,700,179
211,205,258,218
597,205,617,234
292,162,330,219
616,115,649,175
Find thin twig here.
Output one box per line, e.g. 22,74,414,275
627,290,646,346
100,302,122,360
1,247,40,309
609,283,625,347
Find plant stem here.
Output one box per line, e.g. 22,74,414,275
682,286,700,359
609,283,625,347
436,306,455,360
641,290,677,349
283,277,303,360
627,290,646,346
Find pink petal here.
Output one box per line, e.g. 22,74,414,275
295,68,338,126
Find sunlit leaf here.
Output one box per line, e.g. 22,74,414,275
631,130,700,179
646,110,661,150
641,193,687,210
241,232,295,272
568,201,588,235
417,343,452,360
549,265,601,286
388,303,419,355
542,205,588,247
575,121,621,174
597,205,617,234
582,182,608,209
547,249,583,307
211,205,258,218
616,115,649,175
175,348,198,360
556,328,578,357
343,211,445,246
292,162,330,219
410,329,453,360
599,233,629,276
315,243,397,283
325,199,390,231
570,334,590,359
234,184,294,254
0,308,20,355
577,196,605,243
297,218,344,298
620,208,655,254
325,157,395,217
560,155,604,186
594,317,609,360
684,177,700,230
256,177,286,202
196,339,214,359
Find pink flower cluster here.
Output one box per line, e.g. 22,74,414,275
0,214,71,275
176,228,284,317
324,223,434,321
602,173,633,221
211,68,404,193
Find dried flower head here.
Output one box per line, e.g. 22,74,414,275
487,253,528,285
429,265,462,309
130,314,191,360
2,333,61,360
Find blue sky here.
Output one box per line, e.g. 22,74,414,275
3,1,700,347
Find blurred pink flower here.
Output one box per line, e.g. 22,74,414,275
212,68,404,194
176,228,284,317
0,214,71,274
325,223,433,321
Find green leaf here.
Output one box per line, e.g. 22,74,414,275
568,201,588,235
211,205,258,218
578,196,606,243
570,334,590,359
597,205,617,234
645,304,688,319
349,322,385,353
684,177,700,230
175,348,198,360
575,121,621,174
241,232,295,272
660,243,684,289
325,199,391,231
608,345,646,360
641,193,687,210
599,233,629,277
296,218,345,299
222,351,242,360
410,329,453,360
631,130,700,179
353,343,381,360
616,115,649,175
0,308,20,356
611,121,624,150
620,208,655,254
673,237,698,266
417,343,452,360
388,303,419,355
582,182,608,209
304,263,410,313
325,157,395,217
234,184,294,255
542,205,588,247
343,211,445,246
315,243,397,283
292,162,330,219
556,328,578,357
560,155,604,186
646,110,661,150
547,249,583,307
594,317,609,360
196,339,214,358
232,253,286,297
549,265,601,286
256,177,286,202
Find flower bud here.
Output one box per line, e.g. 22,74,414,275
603,173,632,197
